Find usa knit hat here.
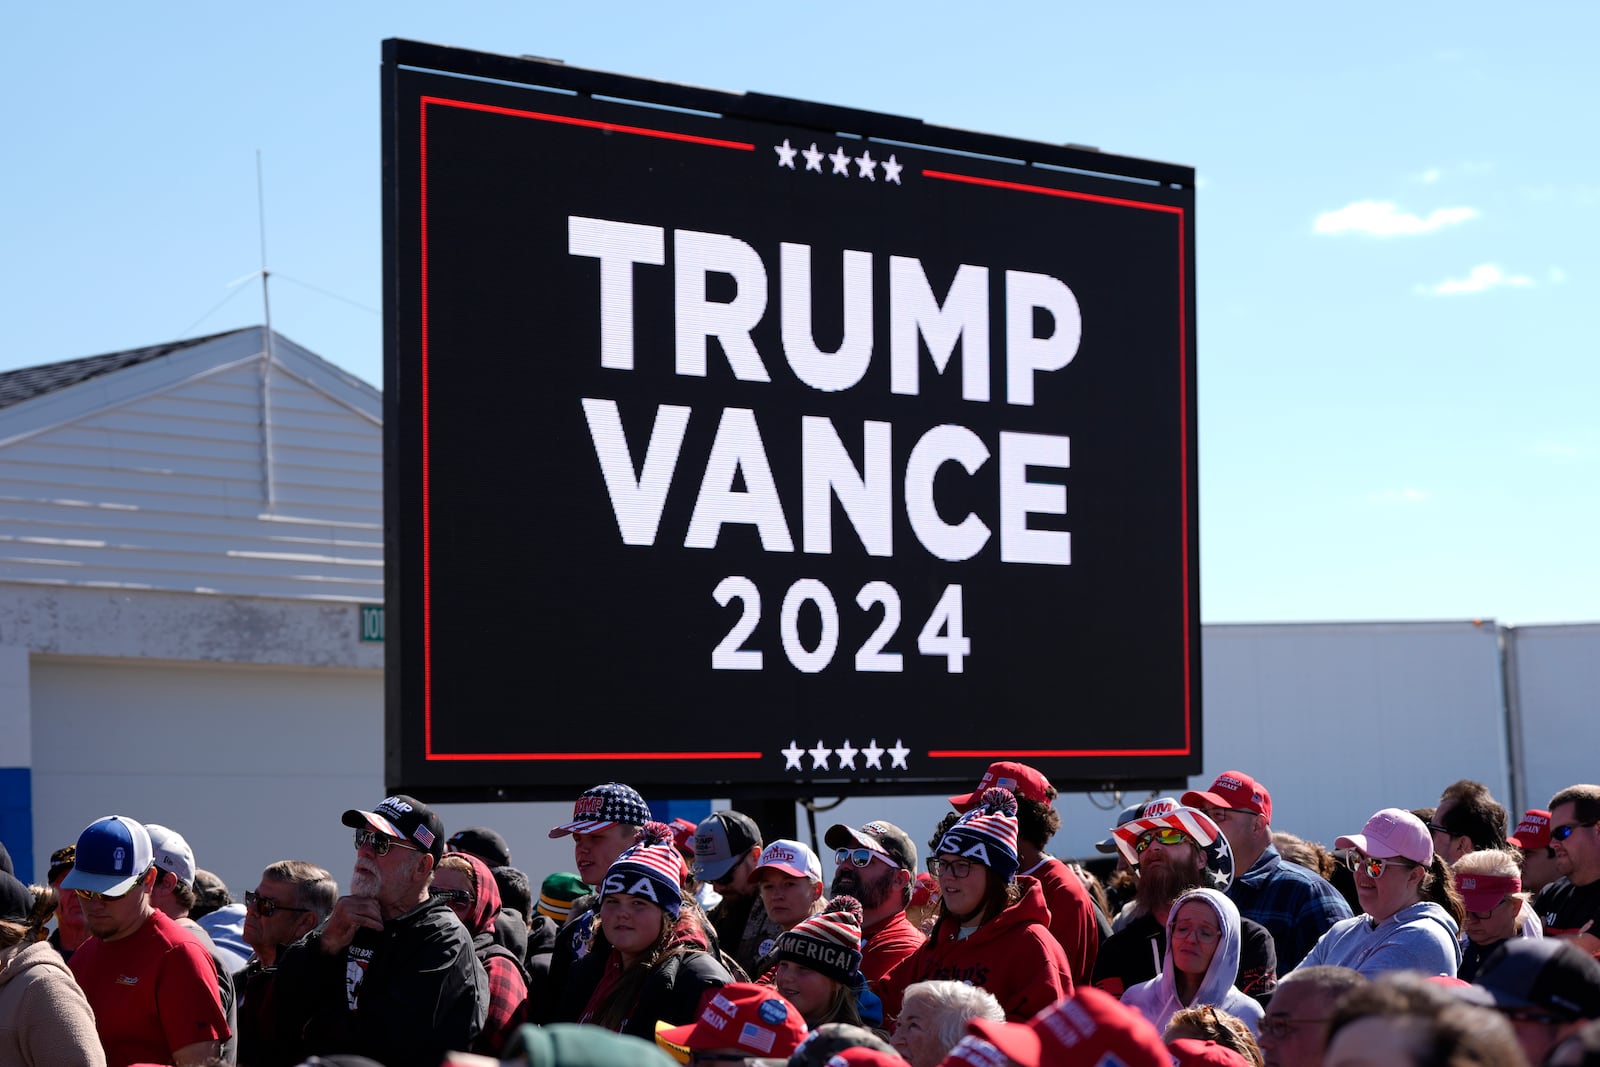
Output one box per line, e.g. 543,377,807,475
60,815,154,897
935,787,1020,881
773,895,864,984
601,821,687,918
550,782,652,838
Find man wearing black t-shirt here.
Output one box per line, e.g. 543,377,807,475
1535,784,1600,959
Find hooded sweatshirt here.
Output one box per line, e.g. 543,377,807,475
1120,888,1263,1037
1293,901,1461,979
878,875,1073,1023
0,939,107,1067
451,852,530,1055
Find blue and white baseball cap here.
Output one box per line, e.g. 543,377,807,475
60,816,154,896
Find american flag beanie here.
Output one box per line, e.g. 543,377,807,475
601,821,687,918
936,787,1021,881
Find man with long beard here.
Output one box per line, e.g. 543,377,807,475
1091,800,1277,1001
824,820,924,983
267,794,487,1067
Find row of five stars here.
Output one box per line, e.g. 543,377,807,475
781,737,911,771
774,138,904,184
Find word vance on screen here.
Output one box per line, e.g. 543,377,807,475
572,215,1076,568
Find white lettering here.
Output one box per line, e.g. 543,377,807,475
1005,269,1081,406
675,230,771,382
999,431,1071,565
685,407,794,551
781,244,873,393
890,257,990,401
801,417,892,557
568,216,665,370
905,425,991,562
582,399,691,546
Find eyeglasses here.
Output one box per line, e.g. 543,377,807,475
1135,828,1190,853
73,868,151,902
245,889,311,917
1259,1016,1331,1040
1466,897,1511,920
1346,851,1418,879
354,829,420,856
936,857,978,879
1551,821,1598,842
1171,919,1219,944
835,847,898,870
436,888,474,908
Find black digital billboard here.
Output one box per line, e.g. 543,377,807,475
382,40,1200,800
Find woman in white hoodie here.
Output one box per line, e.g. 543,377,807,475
1121,887,1263,1036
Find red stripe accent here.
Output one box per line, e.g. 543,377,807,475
419,96,756,151
929,749,1193,758
921,170,1185,214
426,751,764,761
419,97,435,757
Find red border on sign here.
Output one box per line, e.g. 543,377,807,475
416,98,1193,763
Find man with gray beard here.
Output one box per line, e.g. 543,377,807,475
267,795,487,1067
824,820,923,983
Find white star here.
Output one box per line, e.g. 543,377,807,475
774,139,797,169
856,149,877,181
835,740,859,770
888,739,911,769
809,740,833,770
883,155,903,185
829,146,852,175
802,143,824,172
782,740,804,771
861,739,885,770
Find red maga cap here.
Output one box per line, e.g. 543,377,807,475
1181,770,1272,822
949,761,1053,810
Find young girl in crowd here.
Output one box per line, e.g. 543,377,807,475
561,822,732,1037
880,788,1072,1022
1121,887,1263,1036
770,895,869,1029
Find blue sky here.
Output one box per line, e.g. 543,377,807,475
6,5,1595,625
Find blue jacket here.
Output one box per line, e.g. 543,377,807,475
1294,902,1460,979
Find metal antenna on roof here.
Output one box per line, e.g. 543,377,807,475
257,149,277,510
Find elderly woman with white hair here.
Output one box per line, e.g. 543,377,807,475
890,980,1005,1067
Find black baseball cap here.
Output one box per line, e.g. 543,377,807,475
448,826,512,868
342,794,446,861
1476,938,1600,1021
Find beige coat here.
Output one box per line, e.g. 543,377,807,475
0,939,107,1067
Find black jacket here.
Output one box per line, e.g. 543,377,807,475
561,945,732,1039
268,895,488,1067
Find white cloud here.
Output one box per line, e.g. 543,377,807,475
1315,200,1479,236
1419,263,1535,296
1369,488,1428,504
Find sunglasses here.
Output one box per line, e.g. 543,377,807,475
1551,821,1598,842
245,889,311,917
1135,827,1190,853
354,829,421,856
436,888,474,908
1346,851,1418,879
73,867,151,902
835,847,898,870
1426,822,1456,837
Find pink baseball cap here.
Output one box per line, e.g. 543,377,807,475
1509,809,1552,851
1336,807,1432,865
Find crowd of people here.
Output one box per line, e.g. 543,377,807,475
3,765,1599,1067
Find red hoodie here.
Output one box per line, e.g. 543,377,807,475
878,875,1072,1023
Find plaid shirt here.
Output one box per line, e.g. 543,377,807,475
477,952,529,1056
1228,844,1352,971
